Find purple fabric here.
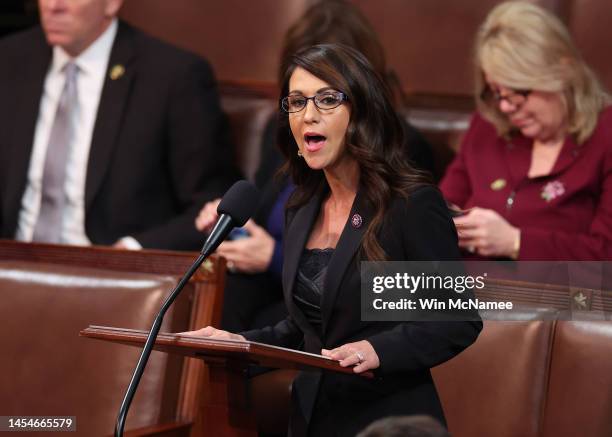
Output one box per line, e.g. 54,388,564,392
266,182,295,278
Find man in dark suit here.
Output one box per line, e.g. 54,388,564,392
0,0,239,250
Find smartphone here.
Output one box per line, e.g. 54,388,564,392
446,202,468,218
228,227,250,240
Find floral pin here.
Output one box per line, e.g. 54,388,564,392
541,180,565,202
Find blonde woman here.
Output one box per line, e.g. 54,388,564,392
441,1,612,260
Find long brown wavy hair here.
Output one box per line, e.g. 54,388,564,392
279,44,428,260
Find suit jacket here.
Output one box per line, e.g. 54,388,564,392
243,185,482,436
0,22,240,250
441,110,612,260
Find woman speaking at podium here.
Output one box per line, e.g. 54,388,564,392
185,44,482,436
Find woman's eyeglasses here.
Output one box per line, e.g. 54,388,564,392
281,91,348,113
480,86,532,107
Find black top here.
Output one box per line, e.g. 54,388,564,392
293,248,334,337
243,186,483,437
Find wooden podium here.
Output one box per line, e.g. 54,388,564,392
81,325,369,436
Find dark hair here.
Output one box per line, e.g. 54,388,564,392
279,43,427,261
279,0,405,106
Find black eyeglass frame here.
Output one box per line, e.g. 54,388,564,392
480,86,532,106
281,91,349,113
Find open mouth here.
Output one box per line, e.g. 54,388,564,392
304,134,326,152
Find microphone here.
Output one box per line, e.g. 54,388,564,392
115,181,260,437
201,180,260,257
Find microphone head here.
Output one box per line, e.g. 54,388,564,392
217,180,261,226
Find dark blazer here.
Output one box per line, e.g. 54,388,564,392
0,22,239,250
243,185,482,436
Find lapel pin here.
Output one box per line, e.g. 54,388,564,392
541,180,565,202
109,64,125,80
490,178,507,191
351,213,363,229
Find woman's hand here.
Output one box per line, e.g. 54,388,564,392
453,207,520,258
195,198,222,233
321,340,380,374
195,199,275,273
178,326,246,341
216,220,275,273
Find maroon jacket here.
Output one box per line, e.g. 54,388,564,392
440,108,612,260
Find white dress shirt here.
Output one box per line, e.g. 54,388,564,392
16,20,118,245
